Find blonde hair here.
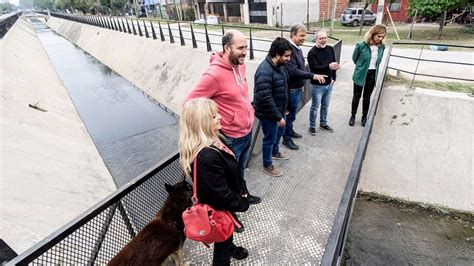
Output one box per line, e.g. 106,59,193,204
363,24,387,46
179,98,220,177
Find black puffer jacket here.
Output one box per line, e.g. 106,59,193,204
253,56,289,122
193,147,249,213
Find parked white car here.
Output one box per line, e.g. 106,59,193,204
340,8,376,26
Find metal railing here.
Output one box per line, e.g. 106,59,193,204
320,42,474,265
38,12,341,62
0,11,23,38
8,152,184,265
388,42,474,84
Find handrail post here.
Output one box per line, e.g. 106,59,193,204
249,28,254,60
158,21,165,41
88,204,118,264
106,17,112,29
121,18,127,33
150,21,157,39
143,20,150,38
178,22,185,46
221,25,224,35
112,17,119,31
190,23,198,48
137,19,143,36
131,19,137,35
117,18,123,32
167,21,175,43
126,18,132,34
410,44,424,89
205,23,212,51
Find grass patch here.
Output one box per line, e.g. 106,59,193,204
385,71,474,95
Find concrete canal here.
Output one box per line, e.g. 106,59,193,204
30,18,178,187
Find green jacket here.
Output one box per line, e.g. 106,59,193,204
352,42,385,86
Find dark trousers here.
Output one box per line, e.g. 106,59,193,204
351,70,376,116
283,89,302,141
223,131,252,195
213,234,235,266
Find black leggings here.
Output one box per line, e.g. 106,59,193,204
352,69,376,116
213,234,235,265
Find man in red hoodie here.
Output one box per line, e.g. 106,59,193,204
184,30,261,208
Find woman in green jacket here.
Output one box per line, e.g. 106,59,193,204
349,24,387,127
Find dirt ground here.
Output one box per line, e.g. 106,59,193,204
343,194,474,265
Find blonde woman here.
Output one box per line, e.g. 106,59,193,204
179,98,250,265
350,24,387,127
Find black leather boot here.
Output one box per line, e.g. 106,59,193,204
361,115,367,127
349,114,356,127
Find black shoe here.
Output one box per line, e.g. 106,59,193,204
320,125,334,132
232,213,245,233
230,246,249,260
309,127,316,136
246,194,262,205
349,115,356,127
290,130,303,138
361,115,367,127
282,139,299,150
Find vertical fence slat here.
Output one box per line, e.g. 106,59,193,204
178,22,185,46
158,21,165,41
150,21,157,40
190,23,197,48
143,20,150,38
167,21,174,44
137,19,143,36
205,23,211,52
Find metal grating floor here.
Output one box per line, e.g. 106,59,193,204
183,75,363,264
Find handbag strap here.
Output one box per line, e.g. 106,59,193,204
191,158,199,205
192,152,242,229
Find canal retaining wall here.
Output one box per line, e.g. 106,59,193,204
1,17,116,253
46,17,260,115
360,85,473,212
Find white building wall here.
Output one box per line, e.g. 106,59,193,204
266,0,320,27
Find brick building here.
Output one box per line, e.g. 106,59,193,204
369,0,410,22
320,0,349,21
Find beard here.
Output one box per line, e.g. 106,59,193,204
316,42,327,48
229,50,245,65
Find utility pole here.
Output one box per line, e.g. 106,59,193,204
376,0,385,24
306,0,309,30
329,0,337,36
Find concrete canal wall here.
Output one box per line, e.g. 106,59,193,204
360,86,473,212
46,16,260,115
0,18,116,253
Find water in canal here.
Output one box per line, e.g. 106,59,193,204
29,18,179,187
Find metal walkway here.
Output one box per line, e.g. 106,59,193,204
184,72,363,263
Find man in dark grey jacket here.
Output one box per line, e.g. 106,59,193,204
283,23,326,150
253,37,292,177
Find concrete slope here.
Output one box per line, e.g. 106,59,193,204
0,18,116,253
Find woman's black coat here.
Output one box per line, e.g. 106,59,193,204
193,147,250,213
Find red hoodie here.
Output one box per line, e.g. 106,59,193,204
184,52,255,138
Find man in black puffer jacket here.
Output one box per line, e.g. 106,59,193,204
253,37,292,177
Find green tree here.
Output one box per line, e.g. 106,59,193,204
409,0,470,38
33,0,53,10
110,0,127,14
53,0,72,11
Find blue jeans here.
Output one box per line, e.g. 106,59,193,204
309,84,333,128
283,89,302,141
261,119,285,167
224,131,252,194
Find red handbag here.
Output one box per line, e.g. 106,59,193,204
182,157,241,245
